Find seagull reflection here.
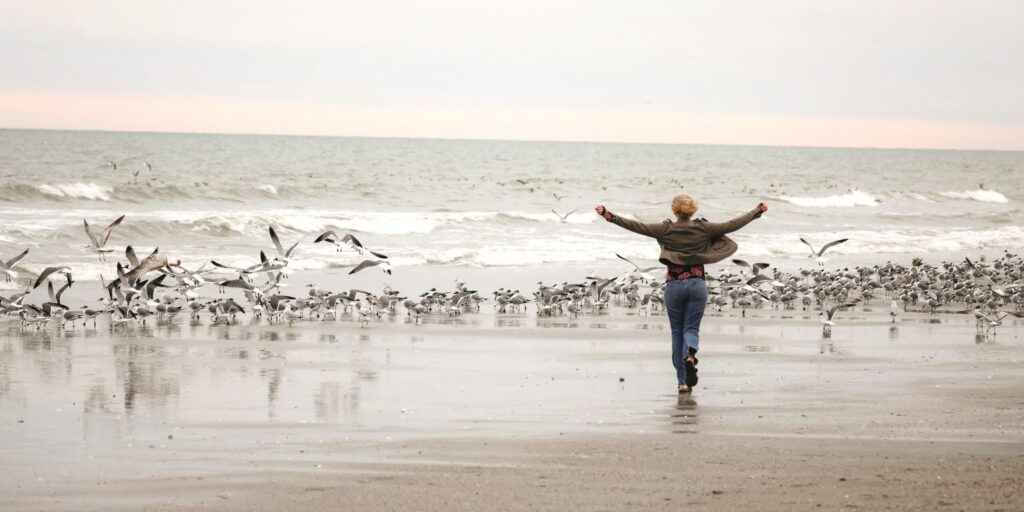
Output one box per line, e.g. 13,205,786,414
314,381,341,422
261,368,282,419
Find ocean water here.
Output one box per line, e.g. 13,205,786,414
0,128,1022,285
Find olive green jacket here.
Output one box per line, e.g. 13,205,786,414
606,207,761,265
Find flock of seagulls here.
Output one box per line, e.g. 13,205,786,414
0,218,1022,340
106,161,150,184
0,214,398,330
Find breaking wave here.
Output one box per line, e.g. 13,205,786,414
37,183,113,201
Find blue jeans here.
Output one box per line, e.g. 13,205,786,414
664,278,708,386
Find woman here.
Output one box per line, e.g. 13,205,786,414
595,195,767,394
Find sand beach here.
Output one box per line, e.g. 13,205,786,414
3,282,1022,511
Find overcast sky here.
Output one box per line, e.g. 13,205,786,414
2,1,1022,149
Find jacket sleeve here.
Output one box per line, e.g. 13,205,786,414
702,208,761,238
606,212,670,239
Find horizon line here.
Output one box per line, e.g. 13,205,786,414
2,125,1021,154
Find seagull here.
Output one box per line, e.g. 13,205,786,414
349,259,392,275
33,266,73,290
745,274,784,289
819,302,859,333
551,209,577,222
123,253,182,284
40,279,74,318
124,245,159,269
105,161,117,172
60,309,84,329
732,259,770,276
1,248,29,282
268,226,301,262
800,237,848,266
615,253,660,281
313,230,388,258
889,300,899,323
974,310,1011,335
83,214,125,261
552,193,566,201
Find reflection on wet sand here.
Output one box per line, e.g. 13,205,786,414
670,395,699,434
1,303,1022,483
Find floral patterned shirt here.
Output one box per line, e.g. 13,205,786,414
666,264,705,281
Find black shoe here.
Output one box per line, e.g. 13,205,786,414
684,358,698,387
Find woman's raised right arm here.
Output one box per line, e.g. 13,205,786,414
595,205,669,239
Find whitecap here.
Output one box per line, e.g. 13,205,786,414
939,189,1009,203
776,190,879,208
37,183,112,201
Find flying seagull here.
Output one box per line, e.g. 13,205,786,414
616,253,661,273
551,209,577,222
268,225,301,262
314,230,388,258
83,214,125,261
123,253,182,284
819,302,859,333
800,237,848,266
349,259,392,275
33,266,73,290
732,259,771,276
0,248,29,282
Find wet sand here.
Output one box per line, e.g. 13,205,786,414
2,296,1023,511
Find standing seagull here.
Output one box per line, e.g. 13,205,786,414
0,248,29,282
800,237,848,266
83,214,125,261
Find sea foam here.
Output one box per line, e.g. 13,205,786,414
36,183,112,201
776,190,879,208
939,189,1009,203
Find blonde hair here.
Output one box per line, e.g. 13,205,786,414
671,193,698,219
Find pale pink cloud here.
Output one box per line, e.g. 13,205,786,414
2,91,1022,150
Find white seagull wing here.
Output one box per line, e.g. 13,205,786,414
819,238,849,256
269,226,285,256
83,219,100,248
100,214,125,245
799,237,817,257
5,248,29,269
